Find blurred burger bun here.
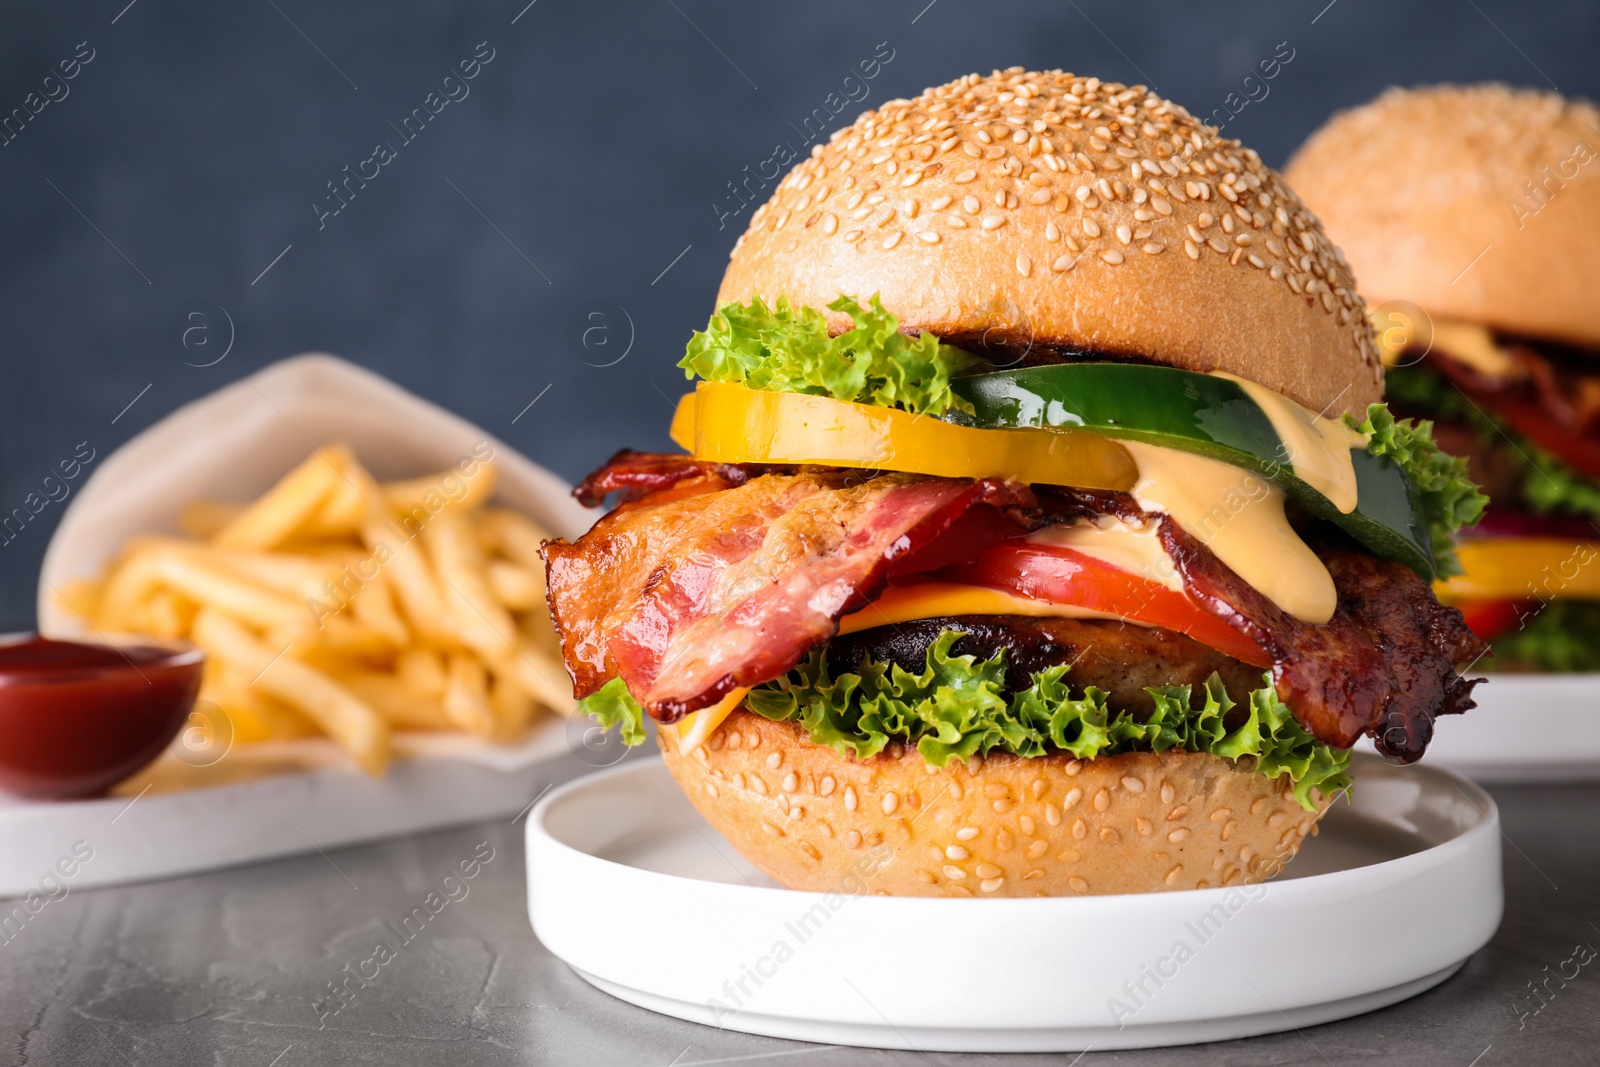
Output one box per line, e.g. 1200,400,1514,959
1285,83,1600,349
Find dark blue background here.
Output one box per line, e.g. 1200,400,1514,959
3,0,1596,623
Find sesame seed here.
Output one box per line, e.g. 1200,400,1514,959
953,169,977,183
800,841,821,860
980,877,1006,893
956,826,979,841
844,785,858,812
1099,249,1125,264
819,775,835,797
929,194,952,210
782,772,798,793
767,752,783,769
1027,839,1048,859
1099,827,1120,844
1183,239,1200,260
1044,220,1061,242
943,865,968,880
1142,241,1165,254
1015,253,1032,277
981,214,1007,230
1068,876,1089,893
1063,787,1083,808
945,845,969,860
845,830,863,849
1093,788,1111,812
761,822,783,837
881,231,902,249
1168,828,1190,843
1071,818,1087,839
1165,864,1184,886
1018,815,1036,835
1050,254,1076,273
917,869,938,884
1222,819,1237,840
882,791,900,815
1081,218,1101,238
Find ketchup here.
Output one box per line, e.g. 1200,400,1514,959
0,635,204,800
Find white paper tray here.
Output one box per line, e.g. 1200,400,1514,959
5,354,598,895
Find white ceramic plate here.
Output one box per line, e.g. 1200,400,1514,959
526,754,1502,1053
1362,673,1600,783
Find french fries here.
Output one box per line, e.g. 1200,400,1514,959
60,443,574,775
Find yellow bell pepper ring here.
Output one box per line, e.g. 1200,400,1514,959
668,381,1138,491
1435,538,1600,604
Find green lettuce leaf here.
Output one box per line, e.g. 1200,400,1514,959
1348,403,1487,578
679,294,980,417
1386,363,1600,520
576,677,647,746
1485,600,1600,673
582,631,1352,811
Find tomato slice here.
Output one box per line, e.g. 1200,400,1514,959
931,541,1273,668
1455,599,1534,643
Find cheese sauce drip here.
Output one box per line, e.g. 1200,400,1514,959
1211,372,1366,515
1120,439,1338,624
1026,515,1183,591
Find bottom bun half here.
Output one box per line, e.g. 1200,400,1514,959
658,711,1333,897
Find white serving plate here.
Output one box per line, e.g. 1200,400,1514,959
526,754,1502,1053
2,354,599,895
1361,673,1600,783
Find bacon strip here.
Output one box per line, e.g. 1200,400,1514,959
546,466,1018,720
547,459,1483,758
1161,521,1484,762
572,450,769,507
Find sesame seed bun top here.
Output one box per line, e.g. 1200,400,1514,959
718,68,1381,415
1286,84,1600,350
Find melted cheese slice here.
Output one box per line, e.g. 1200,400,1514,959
1026,515,1183,590
1120,440,1337,624
675,686,751,755
1213,371,1365,514
1430,321,1521,378
837,581,1143,635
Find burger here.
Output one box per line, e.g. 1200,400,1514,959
1286,84,1600,670
543,69,1486,897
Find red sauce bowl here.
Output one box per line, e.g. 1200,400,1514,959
0,634,205,800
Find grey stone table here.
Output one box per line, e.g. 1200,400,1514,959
3,774,1595,1067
